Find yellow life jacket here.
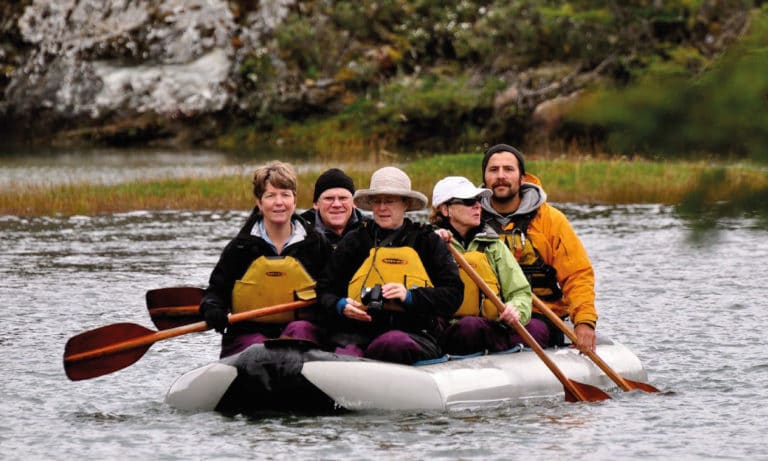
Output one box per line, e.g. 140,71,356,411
486,212,563,302
347,246,433,311
498,225,537,265
455,249,502,319
232,255,317,323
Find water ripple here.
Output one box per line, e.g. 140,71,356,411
2,207,767,460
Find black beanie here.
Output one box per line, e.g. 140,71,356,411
312,168,356,202
482,144,526,181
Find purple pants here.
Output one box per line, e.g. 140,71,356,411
219,320,324,358
220,332,269,358
441,316,550,355
281,320,324,344
281,321,441,365
364,330,440,364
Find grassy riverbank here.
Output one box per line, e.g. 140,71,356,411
1,154,766,217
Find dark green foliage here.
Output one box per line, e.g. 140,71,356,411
570,9,768,162
677,168,768,235
227,0,764,158
274,13,335,77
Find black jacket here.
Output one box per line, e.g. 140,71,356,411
317,218,463,335
200,208,332,330
299,207,365,249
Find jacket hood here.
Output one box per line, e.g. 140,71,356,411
480,177,547,219
475,225,501,240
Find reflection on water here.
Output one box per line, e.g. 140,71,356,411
0,148,268,188
1,206,767,460
0,147,413,189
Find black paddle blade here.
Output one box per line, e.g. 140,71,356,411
146,286,204,329
64,322,155,381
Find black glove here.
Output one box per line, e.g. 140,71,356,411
202,305,229,333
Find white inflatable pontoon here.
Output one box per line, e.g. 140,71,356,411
165,337,647,415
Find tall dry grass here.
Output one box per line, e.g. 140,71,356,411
2,155,765,216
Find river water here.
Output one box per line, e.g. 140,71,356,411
1,153,767,460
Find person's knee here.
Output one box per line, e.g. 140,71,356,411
281,320,322,344
526,318,550,347
220,333,267,358
442,317,493,354
365,331,419,363
444,316,486,339
368,330,413,350
282,320,312,335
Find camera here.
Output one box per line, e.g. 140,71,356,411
361,284,384,312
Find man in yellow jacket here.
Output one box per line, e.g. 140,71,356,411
479,144,598,353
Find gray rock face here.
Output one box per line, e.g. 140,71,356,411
8,0,237,117
3,1,749,151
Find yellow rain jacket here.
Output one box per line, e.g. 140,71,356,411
482,174,597,328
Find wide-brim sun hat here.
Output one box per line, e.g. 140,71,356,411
353,166,428,211
432,176,491,207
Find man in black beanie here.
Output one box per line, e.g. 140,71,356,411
301,168,365,249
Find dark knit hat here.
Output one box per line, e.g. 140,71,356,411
482,144,526,181
313,168,355,202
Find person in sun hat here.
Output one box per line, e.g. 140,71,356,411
300,168,365,249
199,161,332,358
429,176,549,355
315,166,463,364
350,166,431,212
480,144,597,353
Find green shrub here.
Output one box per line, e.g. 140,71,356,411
569,8,768,161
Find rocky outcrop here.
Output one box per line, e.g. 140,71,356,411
0,0,754,150
1,0,242,145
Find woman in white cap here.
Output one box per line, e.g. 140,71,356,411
316,166,463,364
430,176,549,354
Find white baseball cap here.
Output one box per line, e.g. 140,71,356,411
431,176,491,207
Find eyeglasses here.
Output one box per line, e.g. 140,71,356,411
447,197,481,206
320,195,352,204
370,197,403,206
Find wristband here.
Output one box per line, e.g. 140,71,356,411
335,298,347,316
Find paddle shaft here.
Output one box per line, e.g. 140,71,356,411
148,305,200,316
448,244,609,402
531,294,660,393
65,299,313,364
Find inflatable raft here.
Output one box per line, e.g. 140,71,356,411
165,336,648,415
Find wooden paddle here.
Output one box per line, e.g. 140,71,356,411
531,294,660,393
63,299,314,381
447,244,611,402
145,286,205,329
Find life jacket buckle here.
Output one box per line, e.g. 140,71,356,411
511,227,525,260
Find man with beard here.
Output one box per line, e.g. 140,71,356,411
479,144,598,354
